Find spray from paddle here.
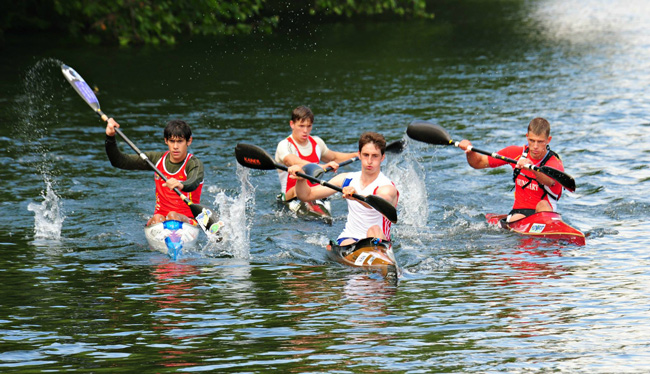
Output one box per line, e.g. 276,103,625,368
203,164,255,259
27,181,65,240
384,137,428,228
16,58,68,240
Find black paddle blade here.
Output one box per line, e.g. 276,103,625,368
364,195,398,223
539,166,576,192
406,120,452,145
234,143,277,170
303,163,325,179
386,139,406,154
61,64,101,112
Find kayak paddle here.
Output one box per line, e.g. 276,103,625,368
60,64,223,236
304,139,406,179
406,120,577,192
234,143,398,223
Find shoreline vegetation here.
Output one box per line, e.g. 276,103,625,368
0,0,432,46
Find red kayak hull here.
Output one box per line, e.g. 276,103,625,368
486,212,586,246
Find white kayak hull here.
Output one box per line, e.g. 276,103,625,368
277,195,333,224
144,220,201,259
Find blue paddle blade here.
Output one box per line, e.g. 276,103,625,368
61,64,101,112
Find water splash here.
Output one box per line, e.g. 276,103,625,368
385,138,428,228
16,58,67,242
204,165,255,259
27,180,65,240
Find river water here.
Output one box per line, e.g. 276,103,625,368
1,0,649,372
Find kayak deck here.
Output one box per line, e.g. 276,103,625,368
326,237,400,278
486,212,586,246
144,220,201,259
277,195,333,225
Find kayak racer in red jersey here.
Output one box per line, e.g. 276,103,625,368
458,117,565,223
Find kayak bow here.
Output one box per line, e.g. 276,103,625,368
277,195,333,225
326,237,400,277
145,220,203,259
486,212,586,246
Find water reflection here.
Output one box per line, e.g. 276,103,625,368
273,269,400,372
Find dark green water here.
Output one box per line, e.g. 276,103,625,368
2,0,650,372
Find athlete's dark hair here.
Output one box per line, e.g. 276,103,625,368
358,132,386,155
164,119,192,141
528,117,551,137
291,106,314,124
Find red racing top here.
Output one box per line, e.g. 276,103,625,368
488,145,564,210
154,151,203,218
285,136,320,191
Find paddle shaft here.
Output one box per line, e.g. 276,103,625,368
405,120,576,191
455,141,558,177
322,156,358,173
96,117,199,209
276,162,369,203
234,142,397,222
96,110,189,202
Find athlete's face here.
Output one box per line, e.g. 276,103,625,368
526,132,552,160
359,142,385,175
289,119,313,144
165,136,192,163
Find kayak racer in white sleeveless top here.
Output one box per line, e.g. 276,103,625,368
288,132,399,246
275,105,357,201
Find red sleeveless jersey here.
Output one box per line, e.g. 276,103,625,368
488,145,563,210
154,151,202,218
285,136,320,191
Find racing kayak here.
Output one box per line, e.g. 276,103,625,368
277,194,333,224
486,212,586,246
326,237,400,277
144,220,201,259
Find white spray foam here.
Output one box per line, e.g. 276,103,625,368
27,180,65,240
204,165,255,259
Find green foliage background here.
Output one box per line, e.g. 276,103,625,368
0,0,432,46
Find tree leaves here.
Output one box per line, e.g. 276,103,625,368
1,0,432,46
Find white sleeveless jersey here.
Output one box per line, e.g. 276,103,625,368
337,171,396,241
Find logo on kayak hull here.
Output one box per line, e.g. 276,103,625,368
530,223,546,233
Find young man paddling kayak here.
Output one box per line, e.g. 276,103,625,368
275,106,357,202
105,118,204,227
288,132,398,246
458,117,565,223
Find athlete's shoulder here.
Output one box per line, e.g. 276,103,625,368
546,152,564,170
148,151,166,164
276,136,292,147
499,145,525,157
311,135,327,147
187,154,203,164
347,170,362,179
276,137,298,154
